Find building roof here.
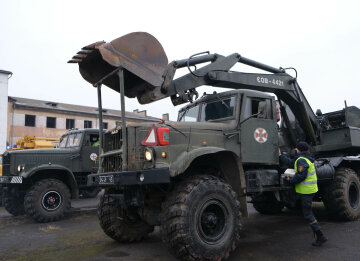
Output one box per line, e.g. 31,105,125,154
9,96,159,122
0,70,13,75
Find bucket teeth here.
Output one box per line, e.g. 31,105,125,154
82,41,105,50
77,50,92,54
72,54,87,59
67,59,81,63
67,41,105,63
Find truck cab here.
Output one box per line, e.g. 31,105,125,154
178,90,279,165
0,128,101,222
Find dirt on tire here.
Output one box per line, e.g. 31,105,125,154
252,191,285,215
24,178,71,222
81,187,101,198
323,168,360,221
4,190,25,216
98,194,154,242
160,175,242,261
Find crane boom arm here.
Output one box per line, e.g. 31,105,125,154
146,53,319,143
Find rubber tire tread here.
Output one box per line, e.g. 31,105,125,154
98,194,154,243
81,187,101,198
24,178,71,223
322,168,360,221
4,192,25,216
252,192,285,215
160,175,242,261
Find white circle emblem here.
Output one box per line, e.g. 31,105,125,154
90,153,98,161
254,128,268,143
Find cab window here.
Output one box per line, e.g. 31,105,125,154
244,97,273,119
200,96,235,121
90,134,99,147
59,135,68,148
179,105,200,122
67,133,83,147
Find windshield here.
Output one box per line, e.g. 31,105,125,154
179,105,200,122
67,133,83,147
59,133,83,148
59,135,68,148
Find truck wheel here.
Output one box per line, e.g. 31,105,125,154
81,187,101,198
252,192,285,214
98,194,154,242
4,190,25,216
323,168,360,221
160,175,241,261
24,179,71,222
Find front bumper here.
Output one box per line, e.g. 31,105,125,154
0,176,23,184
88,167,170,187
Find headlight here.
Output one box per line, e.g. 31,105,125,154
17,164,25,173
145,149,153,161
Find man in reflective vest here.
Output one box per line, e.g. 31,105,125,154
279,141,327,246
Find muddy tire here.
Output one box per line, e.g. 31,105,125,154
160,175,241,261
252,192,284,214
98,194,154,242
323,168,360,221
24,179,71,222
4,189,25,216
81,187,101,198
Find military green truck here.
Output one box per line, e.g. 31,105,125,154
69,32,360,261
0,128,101,222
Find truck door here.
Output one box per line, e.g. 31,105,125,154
240,96,279,165
80,133,99,173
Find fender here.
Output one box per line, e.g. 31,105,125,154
316,156,360,171
325,156,360,168
169,147,249,217
169,146,226,177
22,164,78,198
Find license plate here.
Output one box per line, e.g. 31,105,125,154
99,175,114,184
0,177,8,183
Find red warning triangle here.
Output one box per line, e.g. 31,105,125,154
141,124,158,146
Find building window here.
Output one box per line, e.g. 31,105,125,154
25,114,36,127
84,120,92,128
46,117,56,128
103,122,108,129
66,119,75,129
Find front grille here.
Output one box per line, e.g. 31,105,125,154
103,129,122,152
2,153,11,175
102,129,123,173
2,153,10,164
102,155,122,173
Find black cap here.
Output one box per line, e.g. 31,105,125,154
296,141,309,152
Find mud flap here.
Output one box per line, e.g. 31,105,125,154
237,157,249,218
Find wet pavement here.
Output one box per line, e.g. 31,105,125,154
0,198,359,261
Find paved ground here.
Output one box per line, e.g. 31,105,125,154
0,197,359,261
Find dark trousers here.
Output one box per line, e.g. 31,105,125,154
300,193,320,231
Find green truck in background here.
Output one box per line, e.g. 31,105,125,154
0,128,101,222
68,32,360,261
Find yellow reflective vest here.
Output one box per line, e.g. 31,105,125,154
294,157,318,194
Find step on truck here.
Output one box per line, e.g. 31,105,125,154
0,128,101,222
68,32,360,261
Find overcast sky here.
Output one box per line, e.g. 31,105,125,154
1,0,359,120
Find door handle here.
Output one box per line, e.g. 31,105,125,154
70,154,80,160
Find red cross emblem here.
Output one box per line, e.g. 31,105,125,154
254,128,268,143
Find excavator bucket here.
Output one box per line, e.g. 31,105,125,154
68,32,168,100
